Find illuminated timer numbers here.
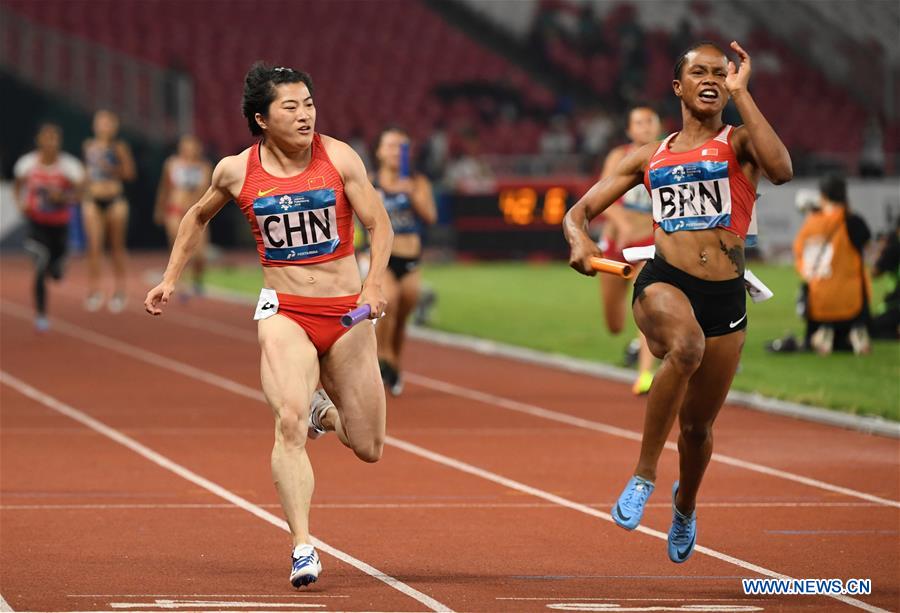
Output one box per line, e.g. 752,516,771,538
542,187,567,224
498,187,569,225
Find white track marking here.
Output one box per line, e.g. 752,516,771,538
405,372,900,509
69,594,347,598
0,372,452,613
0,307,890,613
0,594,14,612
382,437,887,613
108,600,323,609
29,298,892,510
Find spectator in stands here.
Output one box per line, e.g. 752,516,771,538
577,107,615,159
871,219,899,340
669,18,694,61
444,134,494,193
859,116,885,178
82,110,136,313
794,174,872,355
540,114,576,155
616,6,646,106
576,3,605,58
419,120,450,182
13,123,85,331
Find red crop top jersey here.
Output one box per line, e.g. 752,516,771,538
643,125,756,240
237,134,354,266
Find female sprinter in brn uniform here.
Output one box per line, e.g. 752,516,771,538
145,63,393,588
372,127,436,396
597,106,661,395
82,110,136,313
154,135,213,295
564,41,791,562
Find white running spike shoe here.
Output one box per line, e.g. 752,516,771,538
308,389,333,440
290,544,322,588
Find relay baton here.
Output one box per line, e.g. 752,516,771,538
399,142,411,178
590,256,634,279
341,305,372,328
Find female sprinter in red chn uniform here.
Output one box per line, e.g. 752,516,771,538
564,42,791,562
145,63,393,587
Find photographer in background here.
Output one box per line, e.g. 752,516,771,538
794,175,872,355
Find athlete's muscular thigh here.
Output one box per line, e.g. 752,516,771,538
632,283,703,359
319,322,385,460
258,315,320,421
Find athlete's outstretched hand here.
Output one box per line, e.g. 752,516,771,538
145,281,175,316
358,282,388,320
725,41,751,95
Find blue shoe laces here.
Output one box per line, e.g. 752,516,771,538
293,552,317,570
670,509,694,542
623,478,652,510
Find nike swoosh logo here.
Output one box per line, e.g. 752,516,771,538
649,159,668,168
615,503,632,522
261,302,275,311
729,313,747,328
257,187,278,196
676,535,695,561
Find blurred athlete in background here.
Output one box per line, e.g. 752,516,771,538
598,106,661,394
372,127,437,396
14,123,85,331
154,135,212,295
82,110,136,313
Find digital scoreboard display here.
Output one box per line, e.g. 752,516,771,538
451,180,591,258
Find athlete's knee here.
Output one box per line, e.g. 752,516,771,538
274,410,307,447
667,335,705,374
353,436,384,463
679,420,712,448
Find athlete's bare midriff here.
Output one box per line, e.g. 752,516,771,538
87,179,123,201
262,253,362,297
391,233,421,259
655,226,745,280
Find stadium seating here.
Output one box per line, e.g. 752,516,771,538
2,0,557,156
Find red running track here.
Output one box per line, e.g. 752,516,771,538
1,255,898,613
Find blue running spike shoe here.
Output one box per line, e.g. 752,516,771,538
290,544,322,588
668,481,697,563
611,475,655,530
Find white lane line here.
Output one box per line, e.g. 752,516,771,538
1,501,885,511
108,600,323,609
405,372,900,509
496,598,767,601
383,437,887,613
68,595,347,598
0,594,14,612
0,372,452,613
33,298,895,511
0,307,888,613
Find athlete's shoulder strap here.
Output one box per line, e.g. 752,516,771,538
654,133,676,157
713,124,733,144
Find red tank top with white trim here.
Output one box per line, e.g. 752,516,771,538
643,125,756,240
236,134,354,267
